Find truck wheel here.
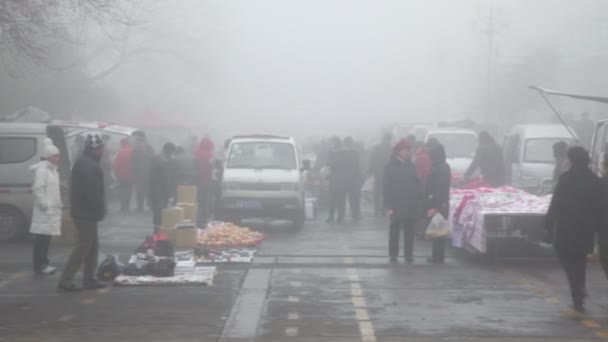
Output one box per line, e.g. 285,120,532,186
0,206,27,241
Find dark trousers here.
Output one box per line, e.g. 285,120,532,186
328,186,346,221
135,180,147,211
118,180,133,212
347,183,361,220
431,238,446,263
389,218,416,260
32,234,51,272
558,252,587,306
59,220,99,284
198,184,212,227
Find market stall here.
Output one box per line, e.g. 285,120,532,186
449,186,551,255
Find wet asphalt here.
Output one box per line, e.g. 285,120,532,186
1,208,608,341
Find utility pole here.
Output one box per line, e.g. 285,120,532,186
476,1,505,124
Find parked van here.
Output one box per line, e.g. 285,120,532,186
0,122,138,241
220,134,307,228
425,128,478,176
503,124,576,192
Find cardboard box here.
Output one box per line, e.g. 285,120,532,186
177,185,197,203
175,228,198,249
162,207,184,229
159,226,177,244
177,202,198,222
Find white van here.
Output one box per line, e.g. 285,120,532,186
503,124,576,192
220,135,306,227
425,128,478,175
0,122,138,241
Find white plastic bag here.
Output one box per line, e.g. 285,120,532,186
425,213,451,239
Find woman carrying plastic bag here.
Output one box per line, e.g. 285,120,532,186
425,142,451,264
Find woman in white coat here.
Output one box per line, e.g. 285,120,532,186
30,139,62,275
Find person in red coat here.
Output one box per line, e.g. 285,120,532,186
196,138,215,226
414,142,432,189
113,138,133,212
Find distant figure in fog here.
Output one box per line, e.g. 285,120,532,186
131,131,154,212
575,112,594,149
368,133,393,217
464,131,506,187
327,137,348,224
384,139,422,263
149,143,177,231
30,139,62,275
552,141,570,190
598,153,608,279
113,138,133,212
425,142,451,264
196,138,215,226
59,135,107,291
546,146,602,312
414,142,432,189
174,146,198,186
344,137,362,221
100,135,113,207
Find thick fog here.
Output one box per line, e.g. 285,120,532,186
3,0,608,141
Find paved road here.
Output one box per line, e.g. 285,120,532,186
1,210,608,342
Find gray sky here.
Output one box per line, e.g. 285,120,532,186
90,0,607,140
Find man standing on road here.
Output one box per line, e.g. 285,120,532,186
546,146,602,312
368,133,392,217
149,143,177,231
58,135,107,291
344,137,362,221
384,139,422,263
326,137,348,224
131,131,154,212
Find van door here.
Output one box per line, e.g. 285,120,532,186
504,134,521,186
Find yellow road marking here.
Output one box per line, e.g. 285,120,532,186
582,320,601,329
597,331,608,339
81,297,96,305
58,314,76,322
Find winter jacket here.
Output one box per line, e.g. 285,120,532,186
545,166,603,256
71,153,106,222
552,158,570,190
414,149,432,190
383,156,423,220
113,146,133,182
148,155,177,210
426,146,451,219
29,161,63,235
465,143,506,187
196,138,215,186
328,149,350,190
344,149,362,187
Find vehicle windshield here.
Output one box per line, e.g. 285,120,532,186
524,138,572,163
428,133,477,158
227,142,297,170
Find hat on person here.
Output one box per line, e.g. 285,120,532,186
41,139,60,159
84,134,105,152
393,139,411,155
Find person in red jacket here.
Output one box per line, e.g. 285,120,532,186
113,138,133,212
196,137,215,226
414,142,432,189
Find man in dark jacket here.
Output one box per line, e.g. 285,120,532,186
426,143,451,264
344,137,362,221
546,146,603,312
58,134,107,291
464,131,506,187
131,131,154,212
384,139,423,263
368,133,392,217
149,143,177,231
327,137,349,223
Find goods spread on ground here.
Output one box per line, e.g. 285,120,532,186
198,222,264,247
449,186,551,254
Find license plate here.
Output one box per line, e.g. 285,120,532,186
234,200,262,209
